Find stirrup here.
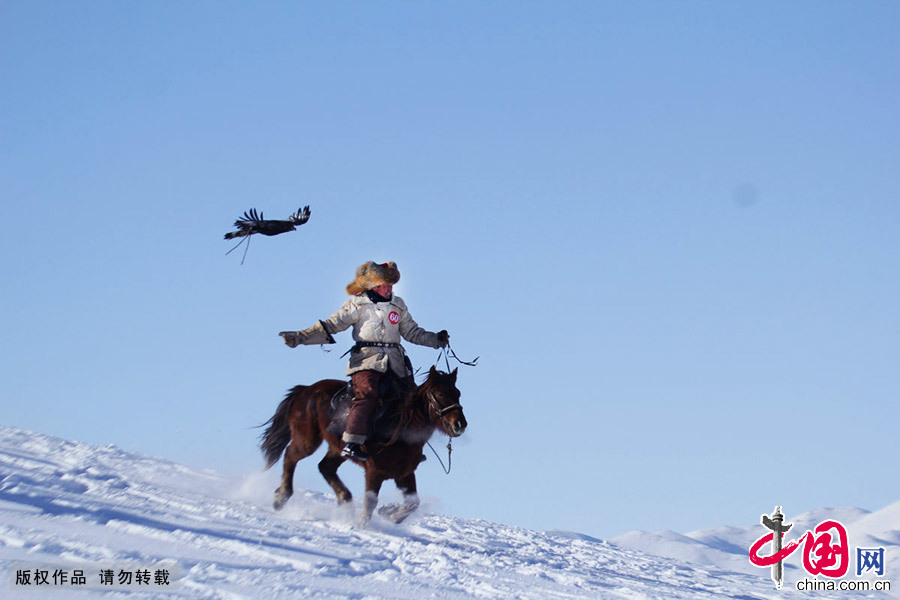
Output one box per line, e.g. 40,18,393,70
341,442,369,461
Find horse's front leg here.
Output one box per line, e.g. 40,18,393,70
359,469,384,527
381,473,420,524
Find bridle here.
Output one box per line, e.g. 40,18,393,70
424,387,462,476
425,388,463,421
422,376,465,475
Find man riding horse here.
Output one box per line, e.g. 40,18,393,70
280,261,449,461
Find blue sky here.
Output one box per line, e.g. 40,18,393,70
2,1,898,539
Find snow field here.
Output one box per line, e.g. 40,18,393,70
1,425,894,599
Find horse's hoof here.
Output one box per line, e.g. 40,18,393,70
273,491,290,511
379,501,419,524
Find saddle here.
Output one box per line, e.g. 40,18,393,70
326,374,415,444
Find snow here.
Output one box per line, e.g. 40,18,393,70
0,424,895,599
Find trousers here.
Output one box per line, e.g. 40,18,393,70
344,369,383,442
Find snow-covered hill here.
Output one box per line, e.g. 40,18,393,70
611,502,899,596
0,425,893,599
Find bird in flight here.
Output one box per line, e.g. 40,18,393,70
224,206,311,263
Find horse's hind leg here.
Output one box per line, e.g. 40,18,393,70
317,447,352,504
274,437,319,510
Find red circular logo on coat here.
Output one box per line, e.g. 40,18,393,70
388,311,400,324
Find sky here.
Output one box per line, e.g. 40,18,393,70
1,1,898,540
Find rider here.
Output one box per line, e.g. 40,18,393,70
280,261,449,461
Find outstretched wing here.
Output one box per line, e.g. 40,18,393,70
224,208,264,239
288,206,311,226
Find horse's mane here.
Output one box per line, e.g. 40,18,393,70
386,370,450,444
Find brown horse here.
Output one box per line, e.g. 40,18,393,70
259,366,467,525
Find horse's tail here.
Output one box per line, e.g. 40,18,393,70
259,386,303,469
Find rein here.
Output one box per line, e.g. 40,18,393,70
427,439,453,475
423,388,459,475
438,343,479,371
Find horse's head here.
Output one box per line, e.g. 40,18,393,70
422,366,467,437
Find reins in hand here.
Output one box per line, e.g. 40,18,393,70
438,343,479,372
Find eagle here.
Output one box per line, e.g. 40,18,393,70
224,206,311,263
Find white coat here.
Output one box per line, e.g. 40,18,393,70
309,293,443,377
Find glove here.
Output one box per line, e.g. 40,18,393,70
280,321,335,348
279,331,301,348
437,330,450,348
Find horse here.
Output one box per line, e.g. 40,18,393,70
259,366,467,525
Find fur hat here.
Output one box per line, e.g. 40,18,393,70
346,261,400,295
